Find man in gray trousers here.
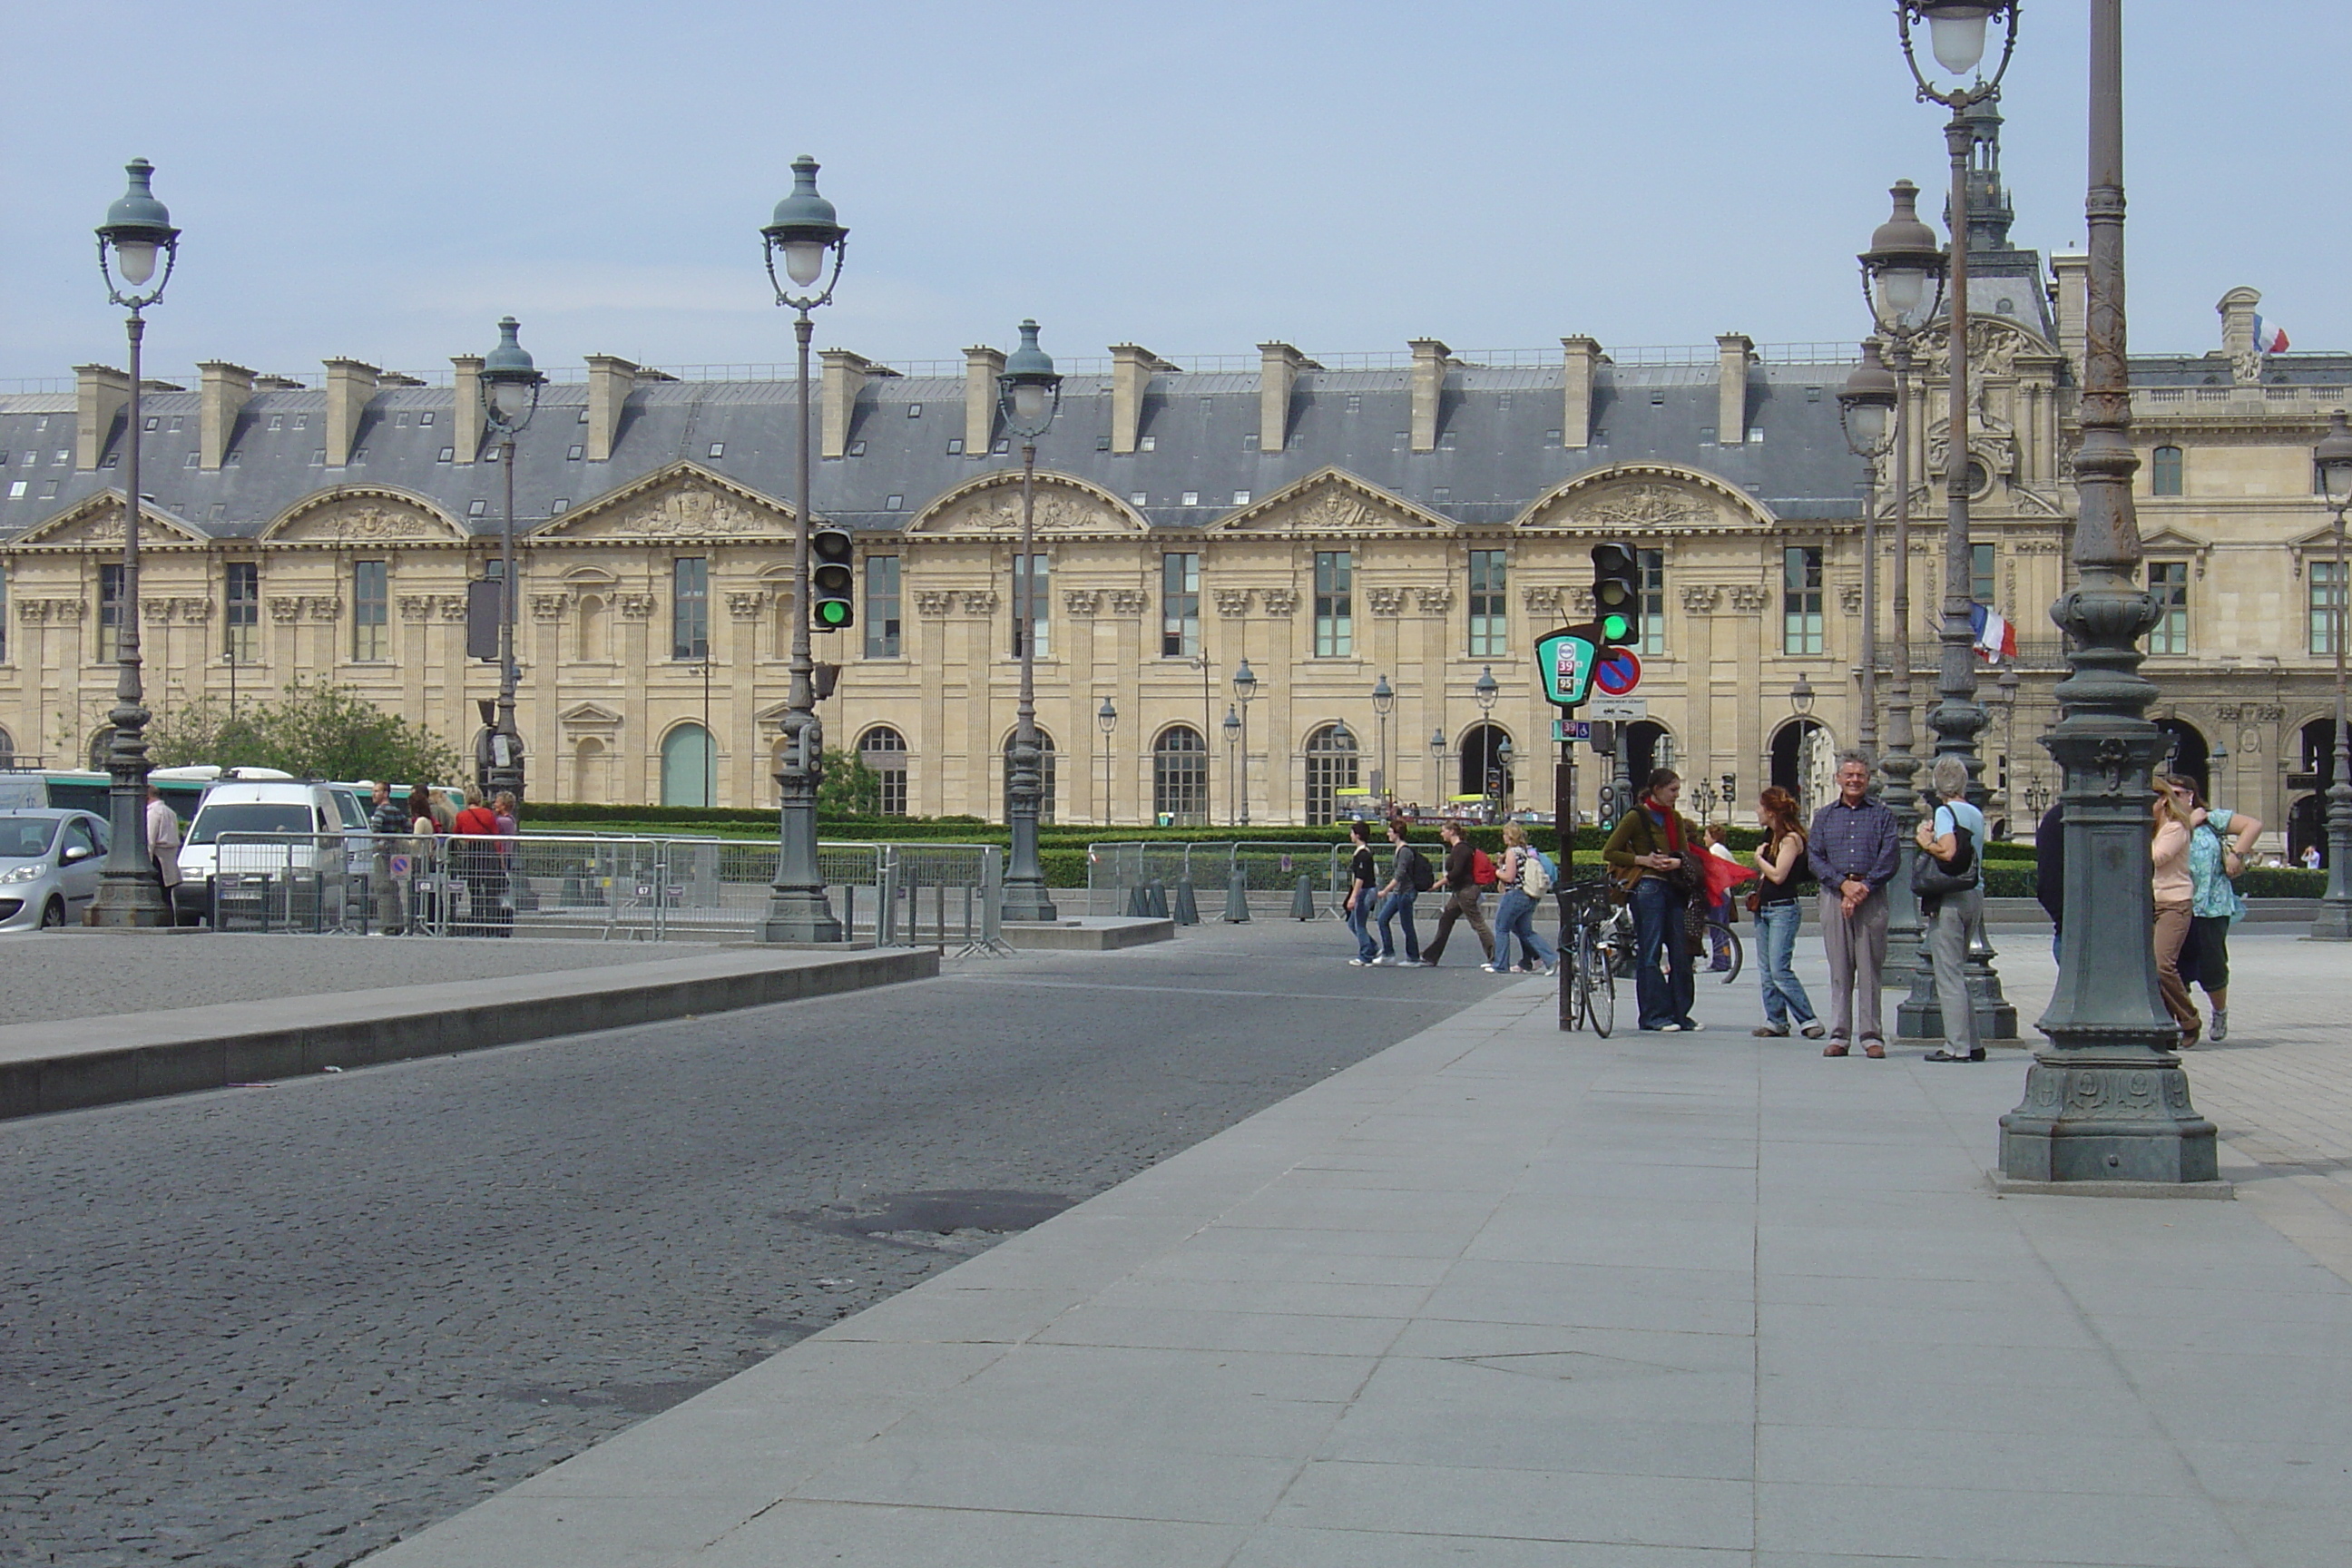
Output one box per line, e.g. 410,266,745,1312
1807,753,1898,1058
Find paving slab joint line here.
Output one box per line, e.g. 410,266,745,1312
1987,1172,2237,1200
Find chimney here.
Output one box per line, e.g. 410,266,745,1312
198,361,255,472
450,355,484,465
1110,344,1172,456
1715,333,1754,445
820,348,884,459
1258,343,1316,454
964,345,1004,456
323,358,379,467
1561,337,1604,449
583,354,637,462
1409,338,1450,453
74,364,130,471
2049,255,2089,377
2217,286,2262,384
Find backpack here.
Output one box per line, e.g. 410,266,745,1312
1405,846,1437,893
1523,848,1555,897
1471,848,1498,888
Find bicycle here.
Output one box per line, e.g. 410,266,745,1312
1558,880,1623,1036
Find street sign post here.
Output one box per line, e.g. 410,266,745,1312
1592,648,1642,698
1591,697,1648,720
1534,623,1602,708
1551,719,1592,742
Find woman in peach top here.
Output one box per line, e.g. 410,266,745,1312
2150,783,2201,1047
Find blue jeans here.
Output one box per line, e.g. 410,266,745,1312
1491,888,1557,971
1376,889,1420,961
1753,900,1816,1029
1631,877,1694,1030
1345,896,1377,961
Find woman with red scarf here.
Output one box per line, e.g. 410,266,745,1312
1602,769,1704,1033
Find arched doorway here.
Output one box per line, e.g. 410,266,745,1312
1001,729,1057,825
858,726,908,818
661,723,713,807
1458,722,1514,808
2293,719,2342,868
1624,721,1674,793
1152,726,1208,826
1302,723,1359,826
2154,719,2208,797
1770,719,1835,817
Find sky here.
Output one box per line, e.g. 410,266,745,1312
2,1,2343,387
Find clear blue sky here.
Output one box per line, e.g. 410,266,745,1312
2,1,2340,384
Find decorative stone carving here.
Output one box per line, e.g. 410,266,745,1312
1567,586,1596,615
1569,483,1713,534
1921,317,2034,381
616,593,657,621
914,591,955,618
18,598,87,622
1838,583,1864,614
608,484,770,538
141,599,173,622
933,485,1126,536
1062,589,1101,617
1260,588,1298,616
398,595,436,622
437,595,470,622
1367,586,1407,616
1411,585,1451,614
2215,704,2243,722
2254,704,2285,722
302,595,342,622
269,596,305,623
960,589,999,616
1293,485,1412,534
1107,589,1149,616
1726,584,1769,613
531,593,573,622
1213,588,1254,617
1522,584,1563,615
725,591,768,621
1680,584,1720,613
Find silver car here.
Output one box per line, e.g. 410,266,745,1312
0,809,111,931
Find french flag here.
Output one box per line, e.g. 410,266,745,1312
1970,602,2016,663
2254,314,2290,355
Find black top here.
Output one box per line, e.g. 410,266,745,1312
1443,840,1478,893
1349,845,1378,892
2035,800,2063,923
1756,829,1802,906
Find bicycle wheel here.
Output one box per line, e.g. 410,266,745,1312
1583,929,1616,1037
1716,923,1744,985
1564,929,1592,1030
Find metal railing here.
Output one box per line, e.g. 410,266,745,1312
1083,841,1348,918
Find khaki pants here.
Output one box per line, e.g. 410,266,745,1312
1422,888,1494,965
2153,902,2200,1041
1818,887,1888,1044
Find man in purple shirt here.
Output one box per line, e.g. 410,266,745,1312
1807,752,1899,1057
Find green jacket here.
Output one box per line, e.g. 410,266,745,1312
1602,806,1701,885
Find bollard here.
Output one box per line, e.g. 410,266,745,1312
1173,875,1200,926
1291,875,1317,920
1224,866,1252,923
1145,878,1171,919
1126,882,1151,918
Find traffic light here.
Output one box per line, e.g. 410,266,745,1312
811,523,855,631
1591,540,1639,649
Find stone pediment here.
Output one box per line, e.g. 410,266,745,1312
910,471,1146,537
536,463,790,542
1516,464,1772,534
261,486,466,544
15,492,204,548
559,702,624,730
1210,469,1446,534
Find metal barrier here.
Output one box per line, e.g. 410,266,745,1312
879,843,1008,956
1084,841,1348,918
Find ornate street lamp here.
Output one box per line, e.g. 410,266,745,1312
997,320,1064,922
1221,705,1242,827
758,154,848,943
88,159,181,927
2000,0,2216,1183
478,317,544,806
1860,176,1950,988
2310,409,2352,937
1495,736,1514,818
1370,673,1395,807
1097,695,1119,829
1429,725,1447,810
1839,338,1899,760
1232,658,1258,828
1474,665,1499,715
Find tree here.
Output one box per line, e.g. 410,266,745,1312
150,680,465,787
816,747,882,818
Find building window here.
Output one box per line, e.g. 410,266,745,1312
1781,546,1824,655
1152,726,1209,824
1302,722,1359,827
2151,445,2183,496
858,726,908,817
864,554,901,659
352,560,388,661
672,556,710,660
225,562,259,663
1639,547,1665,656
1468,549,1506,656
1001,730,1057,825
1972,542,1996,604
2147,561,2189,655
1314,550,1353,657
660,723,713,808
98,564,125,662
1012,554,1050,658
1161,552,1200,657
2314,560,2347,657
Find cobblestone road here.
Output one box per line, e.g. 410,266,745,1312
0,921,1506,1567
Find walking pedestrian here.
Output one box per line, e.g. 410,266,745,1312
144,785,181,918
1373,818,1426,965
1418,821,1495,967
1342,819,1380,966
2151,780,2202,1047
1602,769,1702,1032
368,780,409,935
1807,752,1897,1058
2167,773,2259,1044
1749,787,1822,1039
1487,823,1558,975
1916,755,1986,1064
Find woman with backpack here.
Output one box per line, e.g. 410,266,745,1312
2165,773,2259,1043
1487,823,1558,975
1916,754,1986,1063
1373,818,1426,965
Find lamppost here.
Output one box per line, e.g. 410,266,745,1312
1097,696,1118,828
1232,659,1258,828
995,320,1064,921
1428,727,1447,815
2000,0,2215,1183
2309,409,2352,937
1221,705,1241,826
757,154,848,944
1839,338,1898,760
1331,718,1358,817
1859,176,1949,986
478,317,544,806
1495,737,1514,819
1690,779,1718,824
89,159,180,927
1370,673,1395,808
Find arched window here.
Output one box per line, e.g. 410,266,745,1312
1458,722,1514,804
1001,729,1057,825
1769,720,1834,817
858,726,909,818
661,723,713,807
1152,726,1208,826
2151,445,2183,496
1302,723,1358,827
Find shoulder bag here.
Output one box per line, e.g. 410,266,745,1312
1911,813,1979,899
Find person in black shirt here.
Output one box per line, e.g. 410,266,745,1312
1343,819,1380,965
1419,822,1495,967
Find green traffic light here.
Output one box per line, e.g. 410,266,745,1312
1600,612,1631,642
817,602,850,626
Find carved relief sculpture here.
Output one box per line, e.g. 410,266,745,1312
1367,586,1407,616
1062,589,1102,617
914,590,955,619
1522,584,1563,615
960,589,999,616
531,593,573,622
1680,584,1721,614
1411,586,1452,614
1726,584,1769,613
725,591,768,621
1259,588,1298,616
397,595,436,622
1212,588,1254,617
616,593,657,621
1107,589,1149,616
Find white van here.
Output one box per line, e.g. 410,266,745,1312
177,777,369,925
